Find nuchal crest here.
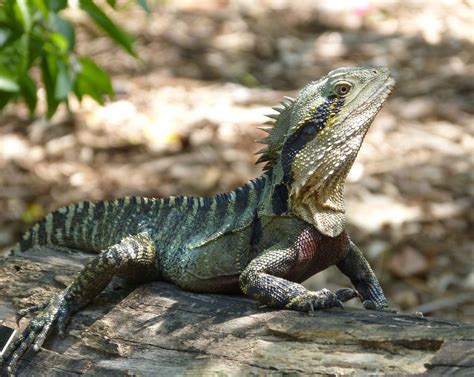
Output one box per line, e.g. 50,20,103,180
256,67,395,236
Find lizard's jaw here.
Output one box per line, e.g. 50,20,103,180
341,75,395,139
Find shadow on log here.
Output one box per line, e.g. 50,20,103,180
0,247,473,376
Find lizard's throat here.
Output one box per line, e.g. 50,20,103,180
288,134,364,237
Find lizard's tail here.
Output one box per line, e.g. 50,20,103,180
11,200,122,256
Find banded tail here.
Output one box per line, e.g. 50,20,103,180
11,197,152,256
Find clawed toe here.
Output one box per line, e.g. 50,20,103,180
288,288,348,312
363,300,397,313
362,299,377,310
16,303,47,325
2,292,73,373
315,294,343,310
335,288,359,302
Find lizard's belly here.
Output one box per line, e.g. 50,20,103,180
162,224,253,293
285,227,351,283
180,274,241,293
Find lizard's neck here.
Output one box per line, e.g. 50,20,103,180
290,134,365,237
263,133,364,237
289,175,347,238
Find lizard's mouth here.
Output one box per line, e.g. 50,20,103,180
360,76,395,111
345,76,395,129
323,75,395,150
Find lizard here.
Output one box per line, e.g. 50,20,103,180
1,66,395,374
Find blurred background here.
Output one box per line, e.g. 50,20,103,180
0,0,472,321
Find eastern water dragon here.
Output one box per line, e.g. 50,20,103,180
1,66,396,374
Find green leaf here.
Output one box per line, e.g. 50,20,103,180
48,32,68,52
79,57,113,95
137,0,151,14
0,28,14,50
41,54,59,117
15,0,32,32
79,0,136,56
54,60,71,100
74,56,113,104
106,0,117,9
19,74,37,114
48,13,75,51
0,75,20,92
32,0,49,18
74,75,101,103
0,33,28,72
0,0,23,28
0,91,15,112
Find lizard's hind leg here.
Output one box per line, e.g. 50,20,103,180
0,232,158,374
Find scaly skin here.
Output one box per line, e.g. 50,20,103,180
1,66,395,374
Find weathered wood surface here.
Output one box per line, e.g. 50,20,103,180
0,247,473,376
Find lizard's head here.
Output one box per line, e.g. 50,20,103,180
257,66,395,236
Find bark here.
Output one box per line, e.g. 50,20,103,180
0,247,472,376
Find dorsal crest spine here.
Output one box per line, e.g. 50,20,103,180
255,96,295,171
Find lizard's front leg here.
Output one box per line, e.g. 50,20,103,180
239,246,357,312
0,232,158,374
337,240,394,311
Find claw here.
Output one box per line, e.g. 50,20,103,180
16,303,47,326
2,291,73,373
335,288,358,302
56,309,71,338
33,323,50,352
290,289,354,313
385,307,398,314
362,300,377,310
363,300,397,313
6,330,35,374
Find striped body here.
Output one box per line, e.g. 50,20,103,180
14,176,269,291
13,173,353,294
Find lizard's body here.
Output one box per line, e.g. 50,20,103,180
1,66,395,373
16,176,350,294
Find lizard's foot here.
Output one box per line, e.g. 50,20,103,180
287,288,359,313
0,291,73,374
362,299,397,313
16,303,48,325
335,288,361,302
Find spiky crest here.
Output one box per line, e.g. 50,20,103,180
255,96,295,171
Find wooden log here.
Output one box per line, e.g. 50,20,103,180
0,247,472,376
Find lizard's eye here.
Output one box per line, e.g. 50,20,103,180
333,82,352,96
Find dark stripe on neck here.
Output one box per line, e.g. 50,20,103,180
272,183,289,215
249,214,262,258
281,95,344,184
